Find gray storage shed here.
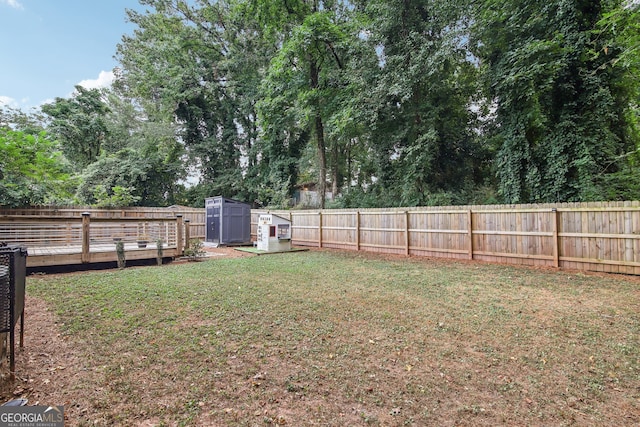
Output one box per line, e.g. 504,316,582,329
205,196,251,246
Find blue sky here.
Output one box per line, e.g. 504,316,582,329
0,0,142,110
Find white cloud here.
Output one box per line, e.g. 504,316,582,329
39,98,54,107
1,0,24,10
0,96,18,108
77,70,115,91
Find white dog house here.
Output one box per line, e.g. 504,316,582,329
256,214,292,252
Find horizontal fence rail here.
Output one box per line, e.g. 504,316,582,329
252,201,640,275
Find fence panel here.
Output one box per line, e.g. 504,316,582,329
320,211,357,250
290,212,320,246
357,211,405,254
472,209,556,266
557,203,640,275
409,210,469,259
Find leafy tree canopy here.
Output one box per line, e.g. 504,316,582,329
0,127,73,207
3,0,640,209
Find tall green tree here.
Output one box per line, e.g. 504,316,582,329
59,0,637,210
346,0,485,207
0,127,72,207
41,86,110,170
117,0,262,206
72,86,187,207
597,0,640,70
0,106,48,136
474,0,639,203
248,0,357,208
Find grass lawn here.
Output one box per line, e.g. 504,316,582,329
15,249,640,426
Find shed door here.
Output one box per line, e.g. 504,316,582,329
207,206,220,243
224,204,247,243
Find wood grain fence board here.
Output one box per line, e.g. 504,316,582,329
598,212,612,268
409,246,469,255
558,209,569,269
634,207,640,268
624,205,634,274
559,209,568,267
628,202,640,274
520,211,527,262
605,210,615,273
594,210,603,271
581,210,589,269
619,208,628,273
593,210,603,272
616,210,625,274
569,209,580,271
574,209,584,265
604,208,614,272
605,209,612,261
615,208,622,273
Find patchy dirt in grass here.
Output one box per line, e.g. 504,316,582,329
174,245,255,262
202,245,255,259
0,246,253,424
0,297,91,419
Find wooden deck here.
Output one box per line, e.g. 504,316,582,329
25,243,181,268
1,213,188,268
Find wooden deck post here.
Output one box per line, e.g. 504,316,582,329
184,219,191,249
176,215,184,255
289,213,293,242
81,212,90,263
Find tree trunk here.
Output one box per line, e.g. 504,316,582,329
310,58,326,209
347,138,353,191
331,144,339,198
315,115,327,209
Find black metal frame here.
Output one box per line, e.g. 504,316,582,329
0,244,27,378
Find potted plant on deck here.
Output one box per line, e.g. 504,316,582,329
137,234,151,248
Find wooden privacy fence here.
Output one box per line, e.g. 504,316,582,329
0,213,190,267
252,201,640,275
3,202,640,273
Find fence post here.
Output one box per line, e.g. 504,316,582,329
318,211,323,248
289,212,293,242
404,211,410,256
184,219,191,250
467,209,473,260
551,208,559,268
356,211,360,251
81,212,90,263
176,214,184,255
